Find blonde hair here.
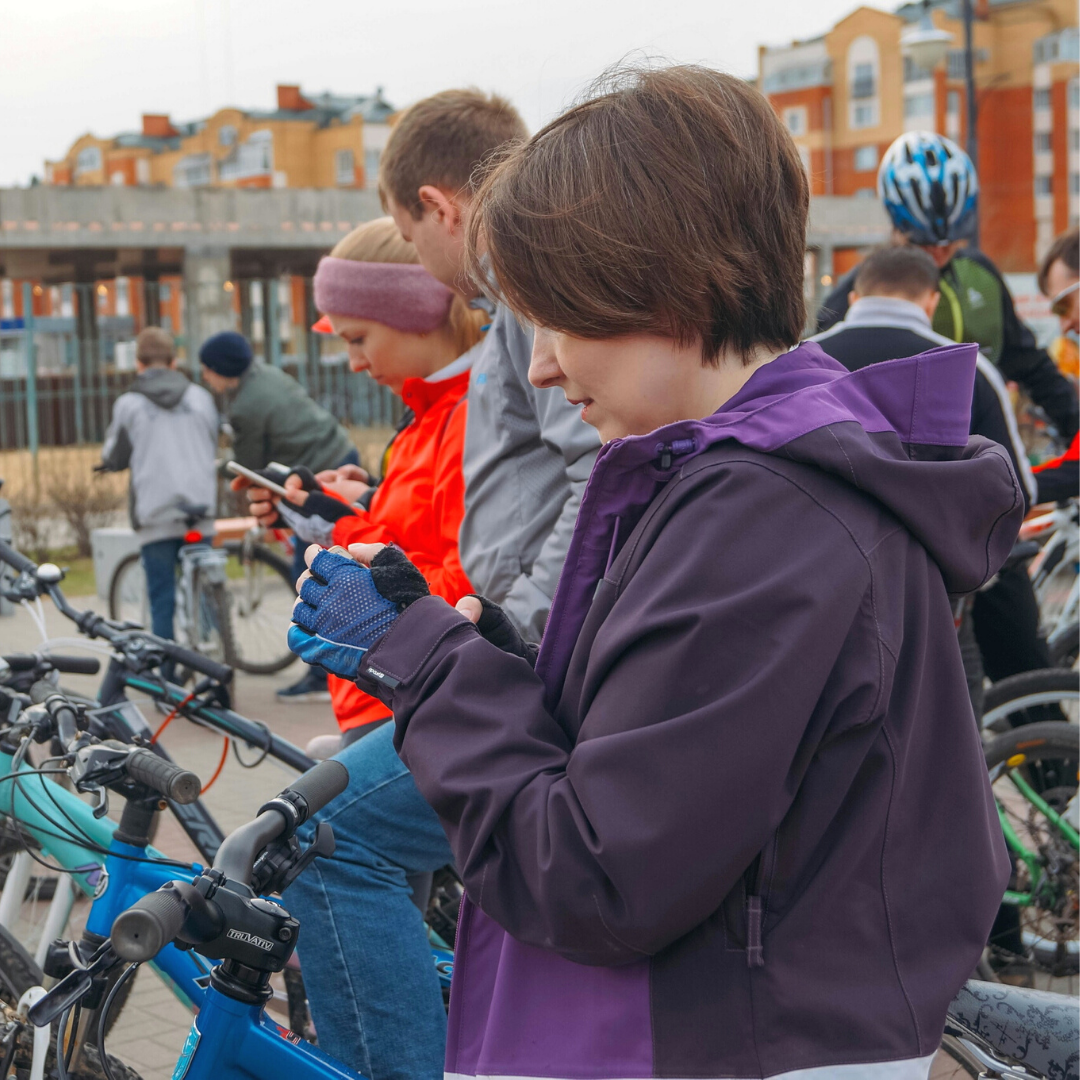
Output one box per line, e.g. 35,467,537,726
330,218,485,355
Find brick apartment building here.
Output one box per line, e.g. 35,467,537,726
2,84,394,346
759,0,1078,275
43,83,394,192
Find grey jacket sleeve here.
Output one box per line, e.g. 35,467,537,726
101,396,134,471
499,331,600,641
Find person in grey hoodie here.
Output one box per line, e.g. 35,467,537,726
101,327,217,640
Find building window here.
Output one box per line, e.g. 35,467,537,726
364,148,381,188
854,145,878,172
1072,173,1080,195
904,92,935,120
1034,89,1052,111
75,146,102,176
173,153,213,188
335,149,355,186
136,158,151,184
219,131,273,182
160,283,171,303
1035,131,1053,152
1071,130,1080,151
947,48,989,81
1034,28,1079,65
1,280,13,320
219,125,237,148
1071,79,1080,109
115,278,130,318
797,145,812,175
110,171,126,186
1035,176,1053,196
847,36,880,131
904,56,932,83
782,107,807,136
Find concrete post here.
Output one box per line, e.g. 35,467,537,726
183,248,235,358
142,276,161,328
266,277,282,367
21,283,38,472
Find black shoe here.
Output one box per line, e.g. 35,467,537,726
276,667,332,703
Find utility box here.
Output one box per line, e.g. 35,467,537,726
91,527,142,601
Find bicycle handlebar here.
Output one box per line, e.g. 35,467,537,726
156,640,233,685
112,883,194,962
0,538,39,576
3,653,101,675
125,748,201,804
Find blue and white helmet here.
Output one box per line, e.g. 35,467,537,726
877,132,978,245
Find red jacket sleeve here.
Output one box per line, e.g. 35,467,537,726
331,401,472,604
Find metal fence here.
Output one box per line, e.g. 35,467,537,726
0,329,402,454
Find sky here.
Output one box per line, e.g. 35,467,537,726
0,0,892,188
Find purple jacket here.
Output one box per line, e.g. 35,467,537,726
358,342,1019,1080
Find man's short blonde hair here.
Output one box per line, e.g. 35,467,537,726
135,326,175,366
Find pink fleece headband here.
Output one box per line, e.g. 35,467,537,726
313,257,455,333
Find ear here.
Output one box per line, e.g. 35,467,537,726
848,290,859,307
922,290,941,321
417,185,464,234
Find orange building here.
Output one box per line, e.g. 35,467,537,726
44,84,394,192
759,0,1078,273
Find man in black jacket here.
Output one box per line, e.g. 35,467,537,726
812,246,1047,695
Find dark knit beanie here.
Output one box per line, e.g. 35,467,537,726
199,331,253,377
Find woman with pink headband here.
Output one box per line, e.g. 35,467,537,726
246,216,485,750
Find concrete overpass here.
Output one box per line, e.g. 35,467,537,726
0,185,891,344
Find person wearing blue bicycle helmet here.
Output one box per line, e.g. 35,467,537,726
817,131,1078,443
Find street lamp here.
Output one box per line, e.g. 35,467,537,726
900,1,954,71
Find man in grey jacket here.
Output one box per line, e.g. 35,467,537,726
101,327,218,640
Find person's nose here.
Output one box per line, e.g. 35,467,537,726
348,347,370,374
529,328,563,389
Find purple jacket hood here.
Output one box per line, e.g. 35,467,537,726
535,339,1023,702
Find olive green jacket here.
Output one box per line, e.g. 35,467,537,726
224,362,354,473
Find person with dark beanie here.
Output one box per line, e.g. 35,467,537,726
199,330,359,701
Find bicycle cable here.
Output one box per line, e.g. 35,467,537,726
96,962,140,1080
231,717,272,769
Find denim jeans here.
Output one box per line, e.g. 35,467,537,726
140,537,184,640
285,721,453,1080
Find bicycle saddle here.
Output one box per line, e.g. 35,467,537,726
947,980,1079,1080
176,500,211,525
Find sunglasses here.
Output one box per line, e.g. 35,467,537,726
1050,280,1080,317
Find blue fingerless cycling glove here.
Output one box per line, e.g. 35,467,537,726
287,546,429,681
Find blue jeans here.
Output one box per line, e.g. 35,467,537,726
285,722,453,1080
140,537,184,640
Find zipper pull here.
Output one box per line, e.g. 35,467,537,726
655,438,695,471
746,895,764,968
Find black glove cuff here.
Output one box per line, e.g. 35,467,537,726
300,491,360,523
470,595,538,666
287,466,322,493
370,546,430,611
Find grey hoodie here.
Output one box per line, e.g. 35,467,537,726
101,367,218,544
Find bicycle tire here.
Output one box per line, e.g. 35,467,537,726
983,720,1079,991
981,668,1078,731
220,543,298,675
1049,620,1079,668
0,922,141,1080
107,553,146,627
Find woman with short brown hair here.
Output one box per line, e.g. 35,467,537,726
293,66,1020,1080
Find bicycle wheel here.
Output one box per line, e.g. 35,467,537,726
1037,551,1079,639
0,922,142,1080
221,543,298,675
984,721,1079,993
107,553,149,629
1049,620,1079,669
981,669,1078,731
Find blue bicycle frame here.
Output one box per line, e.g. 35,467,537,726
0,748,214,1009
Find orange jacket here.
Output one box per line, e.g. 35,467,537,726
327,368,472,731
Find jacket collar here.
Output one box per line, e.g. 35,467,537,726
839,296,947,340
400,365,470,420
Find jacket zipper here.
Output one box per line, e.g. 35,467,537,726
744,852,766,969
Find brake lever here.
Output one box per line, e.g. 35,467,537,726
27,941,120,1027
250,822,336,896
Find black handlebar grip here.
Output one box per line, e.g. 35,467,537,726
158,641,233,685
287,759,349,820
112,883,189,962
125,748,201,804
3,654,101,675
0,540,37,575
